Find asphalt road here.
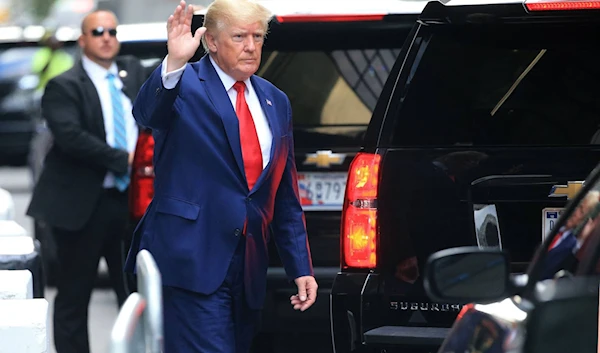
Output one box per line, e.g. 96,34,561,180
0,165,333,353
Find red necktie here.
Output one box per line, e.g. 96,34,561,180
233,81,263,190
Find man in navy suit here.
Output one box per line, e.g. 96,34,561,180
124,0,317,351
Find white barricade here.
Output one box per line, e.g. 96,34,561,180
110,292,146,353
136,250,163,353
0,234,44,298
110,249,163,353
0,270,33,299
0,220,27,238
0,298,50,353
0,187,15,221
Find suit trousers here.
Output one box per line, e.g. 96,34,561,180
163,236,262,353
52,187,129,353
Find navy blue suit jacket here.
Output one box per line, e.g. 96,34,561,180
124,55,313,309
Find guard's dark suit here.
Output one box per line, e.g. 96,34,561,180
26,55,146,353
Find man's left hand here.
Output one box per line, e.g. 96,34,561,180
291,276,318,311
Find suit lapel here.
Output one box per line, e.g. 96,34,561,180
250,76,279,194
76,62,105,140
198,56,247,183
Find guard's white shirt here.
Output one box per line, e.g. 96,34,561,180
161,55,273,169
81,55,138,188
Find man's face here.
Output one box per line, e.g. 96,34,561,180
208,21,265,81
78,11,120,66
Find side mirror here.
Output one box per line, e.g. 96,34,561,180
424,247,511,303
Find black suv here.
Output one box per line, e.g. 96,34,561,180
330,1,600,352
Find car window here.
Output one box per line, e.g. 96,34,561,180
389,24,600,147
0,47,39,78
258,49,401,127
0,47,38,62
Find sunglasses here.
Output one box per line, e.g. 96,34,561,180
90,27,117,37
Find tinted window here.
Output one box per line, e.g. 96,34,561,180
390,25,600,147
259,49,401,126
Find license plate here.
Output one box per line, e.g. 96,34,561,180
297,172,347,211
542,207,563,241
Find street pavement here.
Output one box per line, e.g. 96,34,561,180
0,165,333,353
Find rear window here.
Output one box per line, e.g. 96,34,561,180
259,48,401,126
390,23,600,147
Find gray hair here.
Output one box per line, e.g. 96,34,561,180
201,0,273,52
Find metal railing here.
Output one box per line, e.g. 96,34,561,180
110,292,146,353
136,249,163,352
110,249,163,353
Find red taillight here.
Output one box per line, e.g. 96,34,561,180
341,152,381,269
129,130,155,220
275,14,385,23
525,0,600,11
456,303,474,321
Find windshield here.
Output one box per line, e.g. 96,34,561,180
391,24,600,147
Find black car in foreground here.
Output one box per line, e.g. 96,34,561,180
330,0,600,352
425,158,600,353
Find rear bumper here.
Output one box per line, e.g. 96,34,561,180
259,266,339,334
331,273,450,353
363,326,449,346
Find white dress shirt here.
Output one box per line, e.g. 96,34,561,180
160,55,273,169
81,55,138,188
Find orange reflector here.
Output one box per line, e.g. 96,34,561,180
276,14,385,23
526,0,600,11
343,206,377,268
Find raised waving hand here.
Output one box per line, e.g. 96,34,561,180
166,0,206,72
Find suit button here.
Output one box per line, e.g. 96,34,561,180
155,87,161,95
234,228,241,236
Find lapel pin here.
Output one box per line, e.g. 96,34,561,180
266,99,272,106
119,70,128,78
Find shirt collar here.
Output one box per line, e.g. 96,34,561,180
81,54,119,81
209,55,251,92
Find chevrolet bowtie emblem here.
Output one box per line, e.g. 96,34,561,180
549,181,584,200
303,150,345,168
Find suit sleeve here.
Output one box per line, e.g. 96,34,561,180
42,78,128,175
131,57,182,131
271,97,314,281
